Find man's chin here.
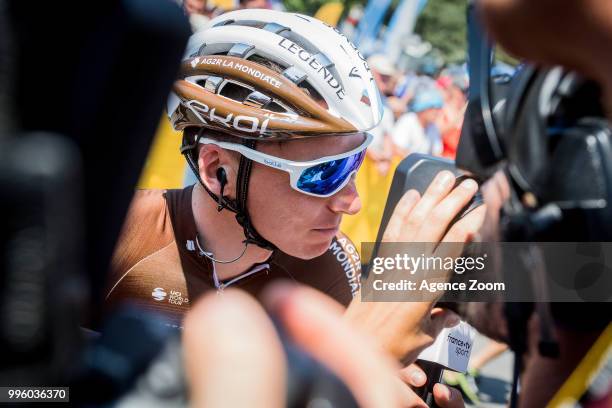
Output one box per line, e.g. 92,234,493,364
280,237,333,260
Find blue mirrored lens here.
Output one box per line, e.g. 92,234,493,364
296,150,366,196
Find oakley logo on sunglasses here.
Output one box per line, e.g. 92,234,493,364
186,100,270,135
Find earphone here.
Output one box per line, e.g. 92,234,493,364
216,167,227,186
215,167,228,212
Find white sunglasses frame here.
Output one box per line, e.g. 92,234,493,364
197,133,373,197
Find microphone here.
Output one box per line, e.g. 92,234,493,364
414,321,476,407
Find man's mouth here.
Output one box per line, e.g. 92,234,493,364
312,225,340,235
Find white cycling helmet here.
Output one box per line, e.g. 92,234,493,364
168,8,383,140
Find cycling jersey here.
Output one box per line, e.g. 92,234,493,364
105,186,362,327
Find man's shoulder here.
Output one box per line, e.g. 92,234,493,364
108,189,177,293
395,112,419,128
105,187,209,325
120,189,174,239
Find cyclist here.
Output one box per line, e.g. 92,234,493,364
105,9,384,325
105,9,481,338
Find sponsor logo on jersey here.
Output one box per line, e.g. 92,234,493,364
168,290,190,306
329,236,361,296
186,240,196,251
152,287,167,301
152,287,190,306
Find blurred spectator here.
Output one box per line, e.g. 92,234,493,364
239,0,271,9
339,5,364,41
368,54,398,97
391,86,444,157
436,70,468,159
184,0,207,15
392,71,419,115
366,54,397,176
182,0,212,31
386,95,409,121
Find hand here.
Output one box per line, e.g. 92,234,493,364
267,284,464,407
346,171,484,361
183,289,286,408
400,364,466,408
183,284,447,407
382,170,484,244
478,0,612,85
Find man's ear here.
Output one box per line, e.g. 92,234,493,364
197,144,238,199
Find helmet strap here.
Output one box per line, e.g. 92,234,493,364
234,139,276,251
181,129,239,213
181,130,276,252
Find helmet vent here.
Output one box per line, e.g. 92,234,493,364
266,101,288,113
228,43,255,58
282,66,307,85
244,91,272,108
263,22,290,35
212,19,235,27
219,81,252,101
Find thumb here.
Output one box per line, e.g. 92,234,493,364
433,383,465,408
429,308,461,336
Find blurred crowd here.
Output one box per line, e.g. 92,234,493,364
367,55,467,166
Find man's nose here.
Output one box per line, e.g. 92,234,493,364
327,175,361,215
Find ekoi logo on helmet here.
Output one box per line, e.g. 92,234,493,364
185,100,271,135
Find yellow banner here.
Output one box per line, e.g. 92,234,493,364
314,2,344,26
137,117,186,189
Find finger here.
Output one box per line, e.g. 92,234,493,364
263,283,403,407
418,178,479,243
263,280,345,317
382,189,421,242
404,172,456,237
183,290,286,408
481,171,509,225
420,309,460,347
442,205,486,244
387,374,429,408
433,383,465,408
398,364,427,387
401,309,462,363
494,170,511,201
431,308,461,330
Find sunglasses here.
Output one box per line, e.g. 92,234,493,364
198,133,372,197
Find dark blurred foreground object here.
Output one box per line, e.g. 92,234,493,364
69,307,358,406
0,134,84,386
1,0,190,392
457,3,611,407
7,0,191,322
